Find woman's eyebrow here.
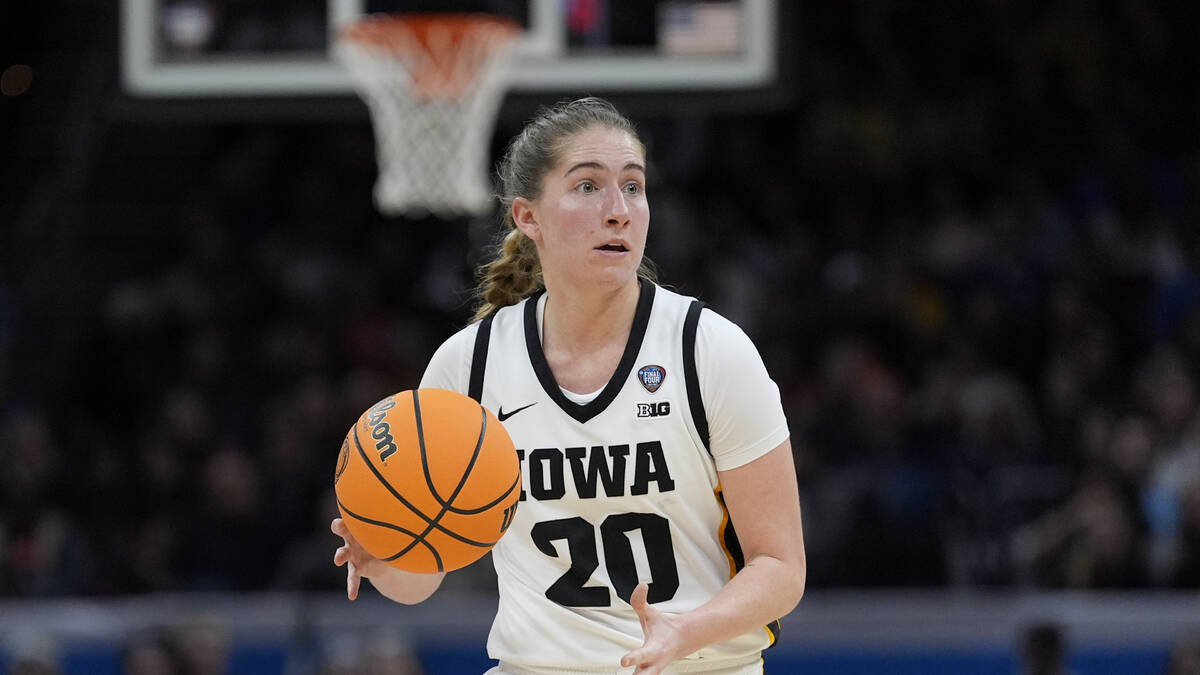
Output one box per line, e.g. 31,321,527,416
563,161,646,177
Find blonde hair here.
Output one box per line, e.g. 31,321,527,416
472,97,656,322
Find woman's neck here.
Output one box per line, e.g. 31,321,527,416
539,279,642,394
542,279,641,356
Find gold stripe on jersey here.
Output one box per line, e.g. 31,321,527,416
714,486,741,579
715,485,781,647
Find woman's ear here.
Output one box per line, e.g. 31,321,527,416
512,197,541,242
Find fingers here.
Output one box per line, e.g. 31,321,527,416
622,584,652,669
630,583,651,632
622,584,672,673
332,518,351,568
334,517,361,601
331,517,349,538
347,562,361,601
630,582,649,610
620,649,665,675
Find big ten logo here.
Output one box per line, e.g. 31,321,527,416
636,401,671,418
366,397,399,462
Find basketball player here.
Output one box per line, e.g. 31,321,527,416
332,97,806,675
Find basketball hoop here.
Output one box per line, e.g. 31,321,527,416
335,14,521,218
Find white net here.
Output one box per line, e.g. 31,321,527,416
334,16,520,218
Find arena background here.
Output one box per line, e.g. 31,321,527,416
2,1,1200,673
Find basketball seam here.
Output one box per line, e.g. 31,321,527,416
418,390,485,510
422,399,520,514
335,497,443,570
391,391,492,564
352,422,498,551
441,472,520,514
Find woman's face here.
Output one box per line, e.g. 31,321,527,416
515,125,649,291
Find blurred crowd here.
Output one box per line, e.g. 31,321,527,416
2,613,425,675
3,0,1200,605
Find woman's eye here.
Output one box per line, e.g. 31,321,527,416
577,181,596,193
623,182,642,195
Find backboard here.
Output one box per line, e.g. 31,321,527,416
121,0,779,98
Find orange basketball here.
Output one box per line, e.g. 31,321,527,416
334,388,521,573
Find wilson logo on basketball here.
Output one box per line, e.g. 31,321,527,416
335,388,521,574
335,437,350,483
499,502,518,533
366,396,399,463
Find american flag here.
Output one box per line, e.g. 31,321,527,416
659,2,742,56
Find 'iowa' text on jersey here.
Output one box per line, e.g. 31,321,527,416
517,442,677,501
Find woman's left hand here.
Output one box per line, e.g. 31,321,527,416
620,583,688,674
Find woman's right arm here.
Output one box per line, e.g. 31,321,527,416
331,517,445,603
330,323,475,603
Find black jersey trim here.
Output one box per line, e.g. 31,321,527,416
716,486,782,649
682,300,710,454
467,312,496,403
766,619,781,647
524,282,656,424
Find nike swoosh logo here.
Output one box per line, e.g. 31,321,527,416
497,402,536,422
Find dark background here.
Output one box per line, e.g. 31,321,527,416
3,0,1200,605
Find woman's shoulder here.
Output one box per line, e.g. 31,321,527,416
440,295,537,352
653,285,748,344
422,298,529,390
645,285,765,371
427,321,478,367
482,293,536,330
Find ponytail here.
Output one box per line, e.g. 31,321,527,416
471,218,543,322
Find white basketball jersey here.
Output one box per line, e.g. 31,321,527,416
420,283,789,672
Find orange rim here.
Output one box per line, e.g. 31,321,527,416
339,13,521,55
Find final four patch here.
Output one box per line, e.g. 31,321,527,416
638,364,666,393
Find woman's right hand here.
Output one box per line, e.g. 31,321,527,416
331,517,446,604
331,517,384,600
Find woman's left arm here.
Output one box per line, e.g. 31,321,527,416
621,437,806,674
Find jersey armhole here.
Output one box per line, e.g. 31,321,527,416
682,300,710,455
687,300,783,650
467,312,496,403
